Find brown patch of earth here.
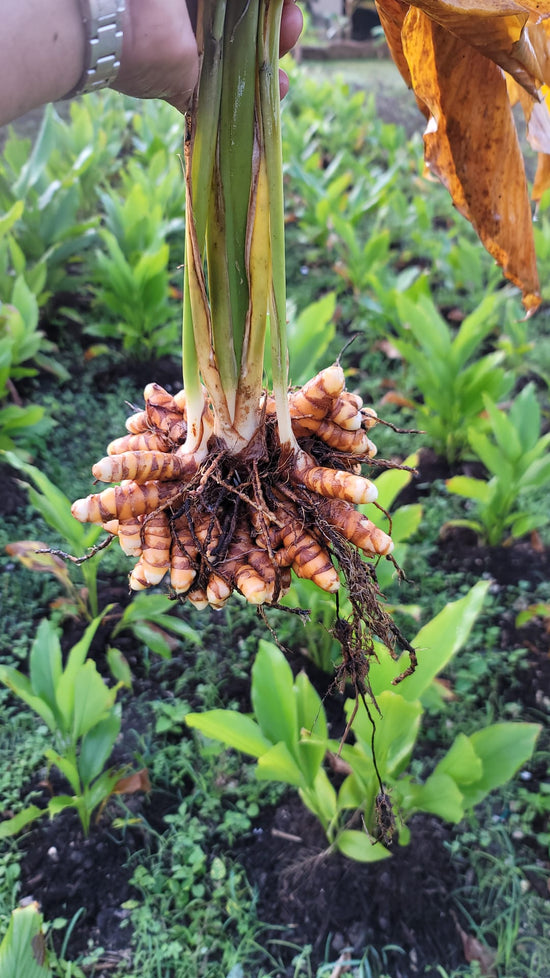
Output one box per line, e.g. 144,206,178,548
237,794,466,976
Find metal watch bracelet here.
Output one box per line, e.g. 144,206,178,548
64,0,126,98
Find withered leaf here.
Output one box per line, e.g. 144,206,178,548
112,768,151,796
5,541,73,589
532,151,550,201
401,10,540,312
376,0,414,89
394,0,550,95
455,918,498,976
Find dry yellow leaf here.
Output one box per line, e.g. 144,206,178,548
377,1,542,311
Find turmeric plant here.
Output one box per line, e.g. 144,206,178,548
186,589,541,862
72,0,413,672
71,1,550,670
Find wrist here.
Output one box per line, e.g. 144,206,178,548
63,0,126,99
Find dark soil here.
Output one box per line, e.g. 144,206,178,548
0,460,28,517
17,770,466,977
18,806,138,972
17,782,179,975
4,58,548,978
392,447,486,506
7,435,550,975
237,795,464,976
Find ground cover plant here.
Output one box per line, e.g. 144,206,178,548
1,6,550,976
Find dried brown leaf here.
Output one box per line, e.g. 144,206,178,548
5,541,73,589
379,390,416,408
454,918,497,977
532,150,550,200
112,768,151,796
375,338,403,359
401,11,540,312
392,0,550,95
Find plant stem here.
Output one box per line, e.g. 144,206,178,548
257,1,297,450
184,0,296,454
182,0,227,451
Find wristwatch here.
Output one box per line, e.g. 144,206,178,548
64,0,126,98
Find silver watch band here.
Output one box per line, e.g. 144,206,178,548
64,0,126,98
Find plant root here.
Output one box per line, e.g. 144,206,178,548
72,367,415,671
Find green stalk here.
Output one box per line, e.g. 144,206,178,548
182,0,227,448
185,0,294,453
214,0,259,375
258,0,297,449
204,155,239,416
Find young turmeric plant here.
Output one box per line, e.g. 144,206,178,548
71,0,414,673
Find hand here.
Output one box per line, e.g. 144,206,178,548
114,0,303,112
280,0,304,99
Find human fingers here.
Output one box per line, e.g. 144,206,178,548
114,0,198,113
280,1,303,58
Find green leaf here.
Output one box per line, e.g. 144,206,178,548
0,405,44,438
442,518,485,537
296,738,326,789
185,710,271,758
0,806,44,839
446,476,491,503
482,396,521,461
0,902,51,977
294,670,327,743
337,742,378,796
256,741,304,787
395,293,451,359
128,609,199,643
407,772,465,823
287,293,336,387
462,723,541,808
11,276,39,336
29,620,63,723
386,504,423,545
336,829,391,862
78,713,121,787
47,795,77,818
251,641,298,749
56,612,110,727
451,293,502,366
363,453,419,520
14,104,56,195
0,665,56,731
129,622,173,658
346,690,422,779
432,733,483,789
337,772,372,811
43,749,81,795
2,452,86,546
71,661,117,741
106,647,132,689
519,455,550,491
468,429,510,479
84,769,124,814
510,383,540,452
301,768,338,827
147,616,201,645
510,512,546,539
0,200,24,238
293,671,328,786
369,581,490,699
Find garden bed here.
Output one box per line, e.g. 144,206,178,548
1,55,549,978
